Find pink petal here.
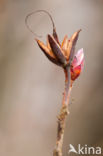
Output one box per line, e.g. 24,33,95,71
72,48,84,68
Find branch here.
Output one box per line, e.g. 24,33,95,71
53,66,72,156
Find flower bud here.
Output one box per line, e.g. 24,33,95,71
71,48,84,81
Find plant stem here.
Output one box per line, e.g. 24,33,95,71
53,66,72,156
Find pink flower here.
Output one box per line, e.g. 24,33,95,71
71,48,84,81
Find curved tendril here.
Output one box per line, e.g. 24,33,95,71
25,10,56,38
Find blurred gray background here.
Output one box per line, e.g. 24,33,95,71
0,0,103,156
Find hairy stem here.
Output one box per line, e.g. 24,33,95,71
53,66,72,156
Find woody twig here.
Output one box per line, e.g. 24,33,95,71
25,10,84,156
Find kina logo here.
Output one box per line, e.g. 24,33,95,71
68,144,102,155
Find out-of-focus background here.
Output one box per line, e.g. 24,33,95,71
0,0,103,156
